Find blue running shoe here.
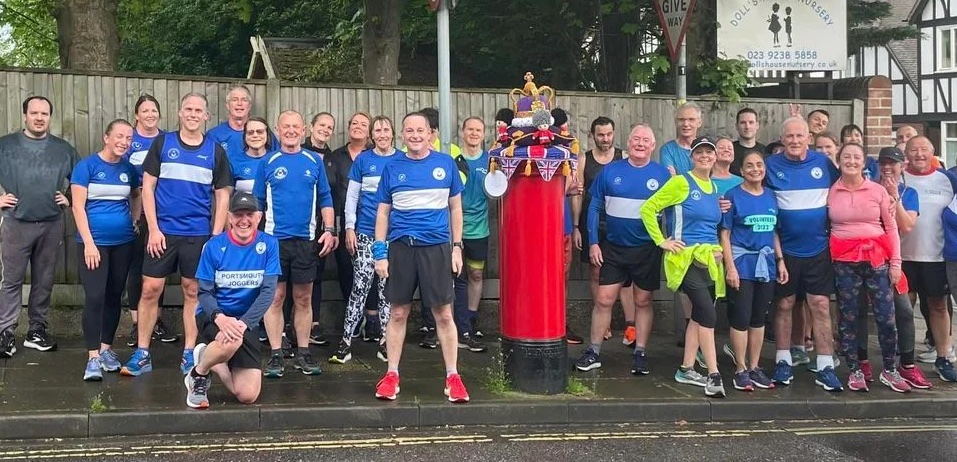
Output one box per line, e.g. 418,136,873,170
935,357,957,382
773,360,793,386
631,350,650,375
815,366,844,392
98,349,121,372
120,349,152,376
83,357,103,381
180,349,195,375
575,347,602,372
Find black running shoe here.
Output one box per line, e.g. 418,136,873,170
377,342,388,362
566,330,584,344
294,352,322,375
458,334,487,353
0,329,16,358
329,340,352,364
419,328,438,349
470,315,483,338
351,317,364,339
23,328,57,352
363,317,381,343
152,319,179,343
310,324,329,345
126,323,138,348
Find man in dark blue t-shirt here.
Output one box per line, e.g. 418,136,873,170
185,192,281,409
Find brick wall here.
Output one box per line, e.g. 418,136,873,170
864,77,894,155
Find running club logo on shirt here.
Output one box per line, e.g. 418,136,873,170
613,176,622,185
275,167,288,180
255,242,266,254
776,171,786,179
220,142,228,150
398,173,407,182
690,190,702,201
647,179,659,190
811,167,823,179
96,171,106,180
132,142,143,150
168,148,180,160
370,165,377,172
119,173,129,183
243,167,252,175
433,167,446,181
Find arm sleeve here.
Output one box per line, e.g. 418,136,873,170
901,188,919,214
212,146,233,190
586,171,605,246
640,175,690,245
239,275,278,326
660,144,676,171
719,198,735,231
198,279,223,323
129,163,142,189
142,135,165,178
70,160,89,186
344,180,362,230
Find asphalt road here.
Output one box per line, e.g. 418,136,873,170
1,419,954,461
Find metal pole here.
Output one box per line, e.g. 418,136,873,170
437,2,452,153
676,38,687,103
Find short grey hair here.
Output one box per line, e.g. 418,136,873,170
780,116,809,136
676,101,702,118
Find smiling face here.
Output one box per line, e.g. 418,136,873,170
229,210,260,240
135,100,160,131
348,113,371,143
179,96,209,133
842,127,863,146
103,123,133,158
226,88,251,121
814,136,839,158
782,118,810,158
627,125,656,164
311,114,335,145
675,106,702,139
371,119,394,151
716,138,734,164
879,157,904,180
808,111,829,135
691,145,716,171
277,112,304,151
906,136,935,174
741,152,766,185
244,120,268,152
461,118,484,150
23,98,51,137
838,144,865,178
402,114,431,155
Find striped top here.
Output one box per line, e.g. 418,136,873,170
346,148,401,236
71,153,140,245
376,151,465,245
764,150,839,257
586,158,670,247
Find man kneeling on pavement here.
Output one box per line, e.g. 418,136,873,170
184,192,281,409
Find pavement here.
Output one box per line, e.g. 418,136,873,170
1,325,957,441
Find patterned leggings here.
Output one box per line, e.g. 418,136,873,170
835,262,898,372
342,232,390,343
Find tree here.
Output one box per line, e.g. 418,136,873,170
54,0,120,70
362,0,400,85
0,0,59,67
849,0,920,50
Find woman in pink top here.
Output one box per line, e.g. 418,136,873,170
827,143,909,393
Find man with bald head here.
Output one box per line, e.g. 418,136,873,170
255,110,338,378
896,126,918,151
763,117,842,392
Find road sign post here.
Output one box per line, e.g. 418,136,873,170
652,0,696,102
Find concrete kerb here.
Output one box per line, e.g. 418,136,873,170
3,397,957,440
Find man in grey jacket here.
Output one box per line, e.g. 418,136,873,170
0,96,78,357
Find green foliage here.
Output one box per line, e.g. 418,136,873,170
480,352,512,396
630,51,671,89
565,376,596,397
848,0,920,51
696,57,753,102
0,0,59,68
298,6,363,83
89,392,108,413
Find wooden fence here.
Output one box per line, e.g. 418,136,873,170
0,67,861,304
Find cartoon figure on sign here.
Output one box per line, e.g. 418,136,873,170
768,3,781,48
785,6,793,47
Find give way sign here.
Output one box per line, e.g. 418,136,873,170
653,0,697,62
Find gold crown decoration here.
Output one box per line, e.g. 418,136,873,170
508,71,555,121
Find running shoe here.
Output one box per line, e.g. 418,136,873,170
899,365,933,390
294,352,323,375
772,360,793,386
674,367,708,387
83,357,103,382
363,317,381,343
705,373,726,397
281,333,295,358
859,359,874,382
807,356,841,373
153,319,179,343
329,340,352,364
126,323,138,348
918,345,956,364
575,347,602,372
722,343,736,365
352,316,365,339
377,342,388,362
732,370,753,391
471,316,484,338
99,349,121,372
847,370,868,392
458,334,487,353
790,347,810,366
879,369,912,393
120,348,152,376
622,326,636,347
696,350,707,369
23,328,57,352
631,350,650,375
444,373,470,403
263,354,284,378
749,367,775,389
815,366,844,392
566,330,583,345
180,349,194,375
419,328,438,349
0,329,16,358
375,371,400,400
935,357,957,382
309,325,329,346
184,371,211,409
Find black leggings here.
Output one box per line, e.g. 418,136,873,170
728,280,774,331
80,242,134,350
681,266,717,329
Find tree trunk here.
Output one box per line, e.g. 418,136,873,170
54,0,119,71
362,0,401,85
599,12,633,93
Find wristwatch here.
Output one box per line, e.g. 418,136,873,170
452,241,464,249
322,226,335,234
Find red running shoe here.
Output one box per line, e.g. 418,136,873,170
899,365,933,390
445,373,470,403
375,371,400,400
859,360,874,382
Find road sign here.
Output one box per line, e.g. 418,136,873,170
653,0,697,62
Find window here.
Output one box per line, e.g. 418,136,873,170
939,28,957,71
943,122,957,167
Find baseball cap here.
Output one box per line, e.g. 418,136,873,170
765,141,785,156
690,136,716,152
878,146,905,163
229,192,259,213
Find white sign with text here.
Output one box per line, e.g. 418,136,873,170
717,0,847,71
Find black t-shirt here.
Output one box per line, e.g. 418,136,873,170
328,143,372,230
731,140,767,176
